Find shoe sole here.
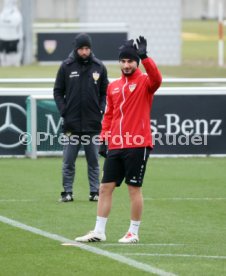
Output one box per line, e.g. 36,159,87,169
59,199,74,202
118,239,139,243
76,237,105,242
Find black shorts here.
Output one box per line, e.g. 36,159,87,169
0,40,19,53
101,147,151,187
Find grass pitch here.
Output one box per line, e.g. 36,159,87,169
0,157,226,275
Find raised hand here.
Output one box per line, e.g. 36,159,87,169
135,36,147,59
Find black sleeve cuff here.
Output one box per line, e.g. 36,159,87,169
139,54,148,60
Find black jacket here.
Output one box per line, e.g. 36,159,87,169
53,51,108,133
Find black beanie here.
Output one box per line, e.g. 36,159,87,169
118,39,140,65
74,33,92,49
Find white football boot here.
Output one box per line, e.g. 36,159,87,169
75,231,106,242
118,232,139,243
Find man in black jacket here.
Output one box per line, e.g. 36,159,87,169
54,33,108,202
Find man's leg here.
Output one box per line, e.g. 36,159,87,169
93,182,116,234
61,142,80,200
97,182,116,217
75,149,122,242
118,147,150,243
128,185,143,221
84,138,100,200
75,182,116,242
118,185,142,243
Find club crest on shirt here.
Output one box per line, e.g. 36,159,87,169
92,71,100,83
129,83,136,92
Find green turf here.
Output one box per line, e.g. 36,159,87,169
0,223,151,276
0,157,226,275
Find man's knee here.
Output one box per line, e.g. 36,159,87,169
99,183,116,196
128,185,142,197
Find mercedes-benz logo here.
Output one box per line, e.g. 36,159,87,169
0,103,26,148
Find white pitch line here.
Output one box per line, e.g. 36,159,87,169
0,215,176,276
0,199,35,202
144,198,226,201
100,243,186,247
124,253,226,260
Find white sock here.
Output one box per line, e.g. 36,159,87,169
94,216,108,234
128,220,141,235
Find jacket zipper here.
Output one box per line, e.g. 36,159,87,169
119,78,128,148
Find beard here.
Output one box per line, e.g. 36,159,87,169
76,52,91,64
122,68,136,76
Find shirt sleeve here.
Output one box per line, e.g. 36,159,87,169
99,65,109,113
142,57,162,94
53,63,66,117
